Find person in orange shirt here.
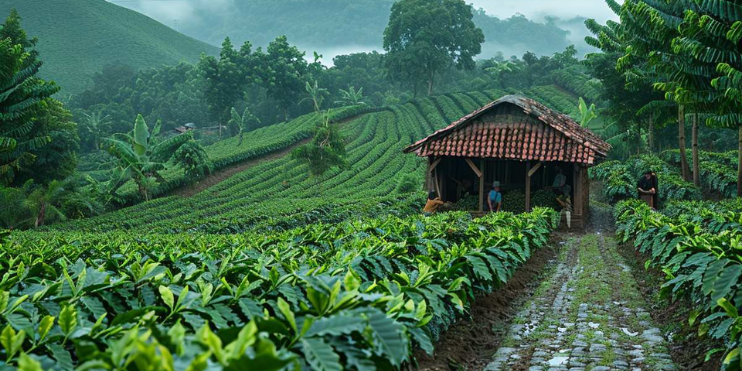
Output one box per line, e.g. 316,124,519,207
423,191,445,215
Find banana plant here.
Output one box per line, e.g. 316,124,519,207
105,114,197,201
228,107,261,146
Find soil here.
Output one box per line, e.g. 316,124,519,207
414,237,561,371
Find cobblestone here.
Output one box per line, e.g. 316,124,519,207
484,235,676,371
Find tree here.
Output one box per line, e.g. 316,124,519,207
383,0,484,96
0,38,59,185
260,36,310,120
105,114,208,201
228,107,260,146
23,179,67,227
199,38,257,136
292,82,346,187
80,109,112,150
335,86,366,107
0,9,38,65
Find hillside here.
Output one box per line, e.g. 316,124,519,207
0,0,219,94
117,0,572,59
53,86,581,233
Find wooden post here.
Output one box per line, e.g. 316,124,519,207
479,159,485,212
434,168,442,201
525,161,531,212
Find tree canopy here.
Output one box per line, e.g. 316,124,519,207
383,0,484,96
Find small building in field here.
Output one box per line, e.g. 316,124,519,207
403,95,611,228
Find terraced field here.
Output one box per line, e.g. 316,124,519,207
54,87,580,233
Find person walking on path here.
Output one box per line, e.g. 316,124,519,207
488,181,503,213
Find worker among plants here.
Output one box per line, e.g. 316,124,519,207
423,191,445,215
637,170,658,209
488,181,503,213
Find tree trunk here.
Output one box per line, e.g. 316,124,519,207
692,114,700,187
35,202,46,228
738,126,742,197
678,105,691,181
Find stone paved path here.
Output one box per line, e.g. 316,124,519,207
484,233,676,371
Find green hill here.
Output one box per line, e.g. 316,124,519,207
0,0,219,94
53,86,581,233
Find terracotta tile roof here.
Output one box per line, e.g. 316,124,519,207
403,95,611,165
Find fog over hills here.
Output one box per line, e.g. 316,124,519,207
106,0,601,61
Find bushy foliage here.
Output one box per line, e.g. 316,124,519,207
616,199,742,368
1,208,559,370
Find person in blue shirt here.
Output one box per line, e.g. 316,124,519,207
488,181,503,212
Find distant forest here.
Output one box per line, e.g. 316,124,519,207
128,0,573,58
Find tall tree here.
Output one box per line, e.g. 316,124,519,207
383,0,484,96
199,38,257,136
0,38,59,185
260,36,310,120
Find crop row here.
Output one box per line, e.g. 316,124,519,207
112,105,378,203
1,208,560,370
661,150,740,198
615,199,742,368
52,87,579,234
589,154,701,205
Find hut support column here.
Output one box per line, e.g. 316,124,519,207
525,161,531,212
479,160,485,212
525,161,542,212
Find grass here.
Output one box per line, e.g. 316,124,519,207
0,0,218,94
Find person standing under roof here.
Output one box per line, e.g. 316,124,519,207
488,181,503,213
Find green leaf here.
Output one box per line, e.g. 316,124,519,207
276,297,296,333
703,259,727,296
408,327,434,355
711,264,742,303
301,338,342,371
1,325,24,360
364,309,408,366
305,314,365,337
466,256,492,281
718,298,739,318
38,315,54,341
159,286,175,310
168,320,186,355
49,343,74,371
133,114,149,156
17,353,43,371
724,347,741,365
0,290,9,313
59,305,78,337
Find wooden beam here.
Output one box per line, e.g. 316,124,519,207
428,158,442,173
465,158,483,178
527,161,543,178
525,161,532,212
434,168,442,200
479,159,485,212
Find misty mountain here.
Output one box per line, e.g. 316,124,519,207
115,0,574,60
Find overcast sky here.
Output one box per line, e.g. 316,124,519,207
469,0,619,23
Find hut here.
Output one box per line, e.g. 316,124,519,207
404,95,611,228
